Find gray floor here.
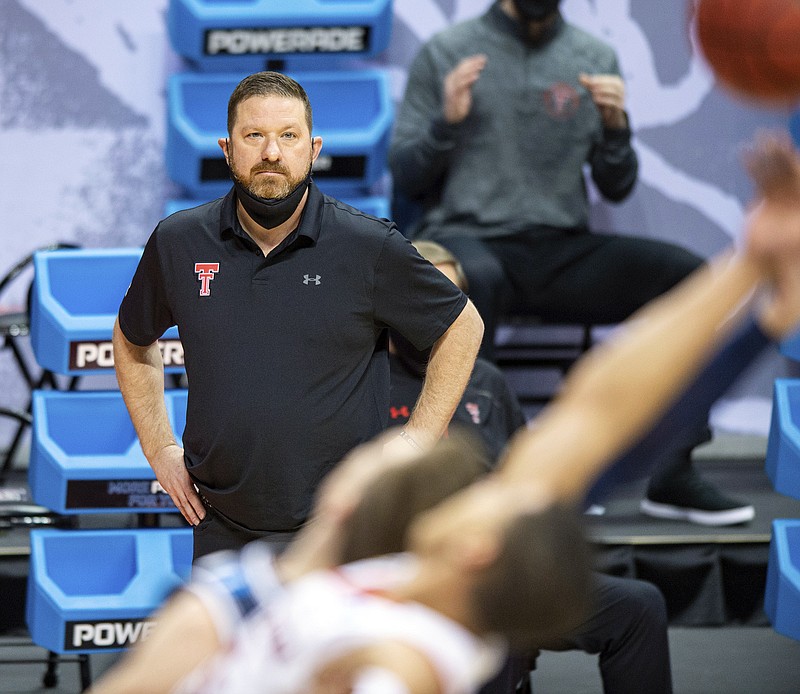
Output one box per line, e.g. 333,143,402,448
533,626,800,694
533,433,800,693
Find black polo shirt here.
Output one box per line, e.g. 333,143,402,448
118,182,467,531
389,355,525,463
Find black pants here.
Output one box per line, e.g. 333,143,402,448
478,572,672,694
437,229,704,362
439,229,710,481
191,504,297,563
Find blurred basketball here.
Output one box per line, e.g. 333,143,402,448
695,0,800,104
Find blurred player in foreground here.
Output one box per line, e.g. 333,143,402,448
89,134,800,694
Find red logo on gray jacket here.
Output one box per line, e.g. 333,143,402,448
543,82,579,120
194,263,220,296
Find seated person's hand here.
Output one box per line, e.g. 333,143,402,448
579,73,627,129
443,54,487,124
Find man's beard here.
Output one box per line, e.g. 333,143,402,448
227,142,315,229
229,149,313,201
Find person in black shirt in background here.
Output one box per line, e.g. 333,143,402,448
389,240,672,694
389,241,525,461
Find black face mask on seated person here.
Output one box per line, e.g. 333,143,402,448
513,0,561,21
512,0,563,46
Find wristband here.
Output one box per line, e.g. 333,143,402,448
399,429,423,452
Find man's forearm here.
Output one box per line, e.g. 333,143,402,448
112,319,176,462
389,119,458,200
388,53,457,199
404,301,483,447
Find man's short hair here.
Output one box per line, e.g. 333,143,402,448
227,71,313,136
338,429,490,564
469,502,592,651
412,240,469,293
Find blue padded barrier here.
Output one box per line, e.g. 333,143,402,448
165,70,393,198
26,528,192,654
765,379,800,501
765,519,800,642
30,248,183,376
29,390,187,514
164,192,390,220
163,198,214,218
791,110,800,149
167,0,393,72
334,194,390,219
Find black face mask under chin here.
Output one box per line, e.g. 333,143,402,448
232,172,311,229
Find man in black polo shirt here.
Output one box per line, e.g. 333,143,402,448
112,72,484,560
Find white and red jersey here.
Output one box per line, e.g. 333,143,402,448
173,543,505,694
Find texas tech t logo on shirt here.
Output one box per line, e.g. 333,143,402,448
195,263,220,296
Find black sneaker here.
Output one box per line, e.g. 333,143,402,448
640,468,754,526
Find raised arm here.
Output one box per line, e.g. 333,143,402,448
389,49,485,200
586,315,772,504
580,64,638,202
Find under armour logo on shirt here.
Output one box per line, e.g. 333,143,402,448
303,274,321,285
390,406,411,420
